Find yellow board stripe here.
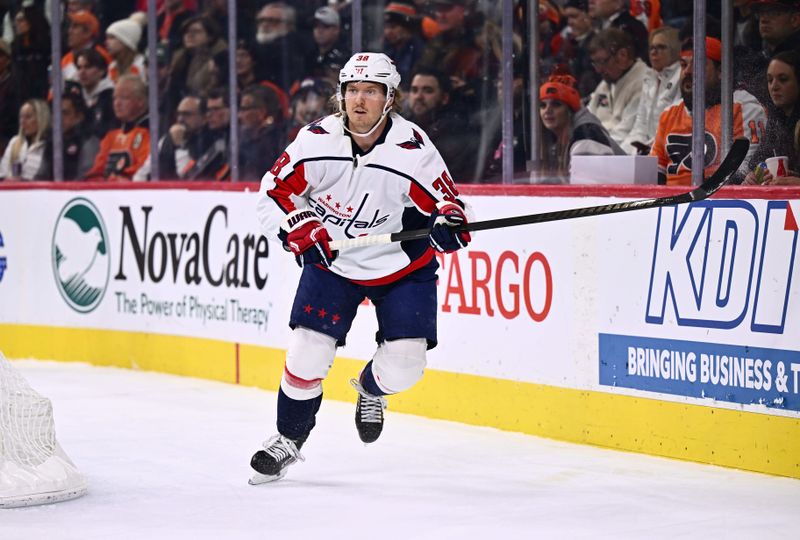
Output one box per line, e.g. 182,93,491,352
2,323,798,479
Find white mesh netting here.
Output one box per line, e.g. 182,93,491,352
0,352,87,508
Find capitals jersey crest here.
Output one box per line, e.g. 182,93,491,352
397,128,425,150
306,119,329,134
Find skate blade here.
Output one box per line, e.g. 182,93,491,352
248,469,287,485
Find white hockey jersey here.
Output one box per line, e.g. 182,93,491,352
256,113,461,284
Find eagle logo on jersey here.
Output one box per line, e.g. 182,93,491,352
397,129,424,150
306,119,328,134
665,132,717,175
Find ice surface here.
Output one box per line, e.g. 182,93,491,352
2,360,798,540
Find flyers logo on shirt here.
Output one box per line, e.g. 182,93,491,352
665,132,717,175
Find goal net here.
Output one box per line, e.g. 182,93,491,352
0,352,87,508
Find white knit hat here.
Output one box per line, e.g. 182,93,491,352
106,18,142,51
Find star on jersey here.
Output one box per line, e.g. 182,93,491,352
307,119,329,134
397,128,424,150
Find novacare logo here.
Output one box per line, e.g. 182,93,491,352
52,197,110,313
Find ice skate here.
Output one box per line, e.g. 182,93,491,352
248,434,304,485
350,378,388,444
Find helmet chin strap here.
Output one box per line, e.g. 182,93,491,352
340,90,394,139
342,109,390,138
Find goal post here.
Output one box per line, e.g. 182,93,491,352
0,352,87,508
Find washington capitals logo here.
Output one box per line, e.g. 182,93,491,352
397,128,424,150
306,118,329,134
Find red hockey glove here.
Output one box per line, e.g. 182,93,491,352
278,209,338,268
428,200,471,253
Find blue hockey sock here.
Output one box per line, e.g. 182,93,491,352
276,388,322,444
360,361,387,396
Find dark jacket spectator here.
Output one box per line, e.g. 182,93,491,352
382,2,425,90
558,0,600,97
0,38,19,154
407,69,479,182
252,2,309,93
238,84,285,181
157,0,196,58
588,0,649,63
37,93,100,181
305,6,350,83
158,95,229,181
10,5,50,102
746,50,800,184
165,15,228,125
73,48,116,138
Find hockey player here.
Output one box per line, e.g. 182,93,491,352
250,52,471,483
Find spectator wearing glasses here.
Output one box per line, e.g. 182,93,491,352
622,26,682,155
252,2,308,93
157,95,229,181
586,28,649,149
752,0,800,57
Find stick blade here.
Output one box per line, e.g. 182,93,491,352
691,138,750,201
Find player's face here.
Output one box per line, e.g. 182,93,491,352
409,75,446,117
768,58,799,113
539,99,569,132
343,81,389,134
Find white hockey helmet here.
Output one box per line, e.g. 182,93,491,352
337,52,401,105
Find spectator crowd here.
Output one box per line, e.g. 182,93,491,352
0,0,798,186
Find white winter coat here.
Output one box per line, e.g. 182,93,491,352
587,58,650,150
621,62,681,154
0,135,47,180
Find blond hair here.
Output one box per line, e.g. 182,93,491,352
11,99,50,165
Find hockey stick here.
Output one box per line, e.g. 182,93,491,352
329,138,750,251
